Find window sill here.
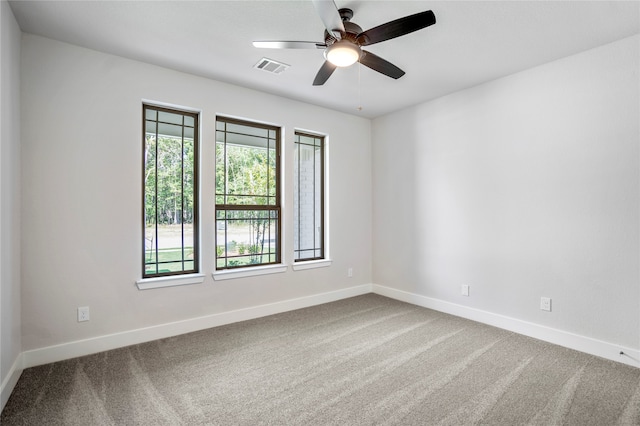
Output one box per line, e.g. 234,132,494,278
136,273,206,290
292,259,333,271
212,264,288,281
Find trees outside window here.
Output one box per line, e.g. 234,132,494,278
215,117,280,269
143,105,199,277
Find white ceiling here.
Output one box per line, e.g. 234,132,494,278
9,0,640,118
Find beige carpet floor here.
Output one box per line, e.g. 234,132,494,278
2,294,639,425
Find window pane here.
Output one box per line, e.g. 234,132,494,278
216,121,278,207
226,122,269,139
215,117,280,270
225,132,270,149
158,110,184,126
143,105,199,278
216,209,279,269
144,132,157,273
157,122,183,138
294,132,324,262
145,120,157,134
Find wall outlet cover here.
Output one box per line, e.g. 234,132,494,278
77,306,90,322
540,297,552,312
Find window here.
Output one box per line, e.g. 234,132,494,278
215,117,281,269
294,131,324,261
143,105,199,278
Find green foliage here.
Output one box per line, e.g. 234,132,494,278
145,134,195,226
215,142,276,206
215,139,279,268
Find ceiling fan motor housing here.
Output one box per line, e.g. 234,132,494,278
324,9,364,47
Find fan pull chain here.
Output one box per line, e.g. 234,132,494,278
357,61,363,111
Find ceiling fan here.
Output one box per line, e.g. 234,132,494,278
253,0,436,86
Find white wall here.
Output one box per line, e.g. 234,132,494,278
13,18,639,376
0,0,22,408
20,34,372,355
372,35,639,352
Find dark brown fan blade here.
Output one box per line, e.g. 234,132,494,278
313,60,337,86
356,10,435,46
359,50,405,79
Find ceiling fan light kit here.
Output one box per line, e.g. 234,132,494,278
253,0,436,86
325,40,361,67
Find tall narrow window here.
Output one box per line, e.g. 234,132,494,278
143,105,199,277
294,131,324,261
215,117,281,269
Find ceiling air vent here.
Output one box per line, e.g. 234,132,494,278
254,58,290,75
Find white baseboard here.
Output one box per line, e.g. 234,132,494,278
372,284,640,368
1,353,23,411
22,284,373,369
16,282,639,373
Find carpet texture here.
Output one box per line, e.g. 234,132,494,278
2,294,639,425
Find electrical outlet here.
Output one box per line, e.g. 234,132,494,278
540,297,552,312
77,306,90,322
461,285,470,296
347,267,353,278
